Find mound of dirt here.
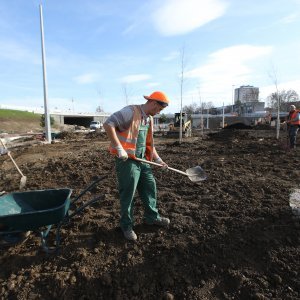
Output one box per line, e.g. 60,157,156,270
225,123,252,130
254,123,273,130
56,131,84,140
85,130,108,140
0,129,299,299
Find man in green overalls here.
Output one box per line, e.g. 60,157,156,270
103,91,170,241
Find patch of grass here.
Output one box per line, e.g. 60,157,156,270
0,109,43,133
0,109,59,133
0,109,41,120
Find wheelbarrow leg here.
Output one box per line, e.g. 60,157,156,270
39,176,107,253
40,224,63,254
40,225,52,253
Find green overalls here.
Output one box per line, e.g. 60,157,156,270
115,123,159,231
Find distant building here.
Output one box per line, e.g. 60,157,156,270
240,101,265,115
235,85,259,103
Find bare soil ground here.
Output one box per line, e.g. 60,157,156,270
0,128,300,299
0,120,41,134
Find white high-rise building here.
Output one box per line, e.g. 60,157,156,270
234,85,259,103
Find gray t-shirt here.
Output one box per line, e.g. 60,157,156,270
104,105,149,132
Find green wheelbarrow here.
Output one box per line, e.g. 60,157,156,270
0,176,107,252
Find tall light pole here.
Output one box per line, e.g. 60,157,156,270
198,86,203,135
179,45,186,144
222,102,225,128
231,85,235,113
39,4,51,143
206,108,209,129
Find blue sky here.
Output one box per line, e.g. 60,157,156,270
0,0,300,114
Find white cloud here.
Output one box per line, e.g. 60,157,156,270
0,39,40,64
120,74,151,84
123,23,138,35
48,97,95,113
73,73,100,84
184,44,273,106
260,79,300,99
280,13,298,24
152,0,228,36
145,82,160,88
186,44,272,81
162,51,180,61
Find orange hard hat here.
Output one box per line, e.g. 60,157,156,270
143,91,170,106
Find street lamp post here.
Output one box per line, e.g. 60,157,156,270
231,85,235,113
39,4,51,143
222,102,225,128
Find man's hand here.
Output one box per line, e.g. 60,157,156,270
155,157,168,169
0,148,8,156
115,145,128,161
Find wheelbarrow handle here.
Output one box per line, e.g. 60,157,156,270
71,175,108,204
68,195,104,219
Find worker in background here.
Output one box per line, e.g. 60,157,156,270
103,91,170,241
286,104,300,149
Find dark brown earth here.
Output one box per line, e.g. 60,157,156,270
0,128,300,299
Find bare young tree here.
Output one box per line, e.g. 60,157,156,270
182,101,214,114
179,45,187,143
202,101,214,113
182,103,198,115
268,89,299,111
268,64,281,139
122,84,130,106
197,87,204,135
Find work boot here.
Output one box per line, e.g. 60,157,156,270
122,229,137,241
146,217,170,227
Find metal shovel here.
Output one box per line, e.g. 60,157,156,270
0,138,27,189
135,158,207,183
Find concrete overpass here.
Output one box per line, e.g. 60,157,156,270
50,112,110,128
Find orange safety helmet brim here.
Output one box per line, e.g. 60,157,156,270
143,91,170,106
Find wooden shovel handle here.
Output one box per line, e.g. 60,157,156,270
0,138,6,149
134,157,188,177
7,153,25,177
0,138,25,177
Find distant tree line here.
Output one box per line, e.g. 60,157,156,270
267,89,299,111
182,101,214,115
181,89,299,115
40,114,55,127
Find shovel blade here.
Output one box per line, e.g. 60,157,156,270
186,166,207,182
19,176,27,189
